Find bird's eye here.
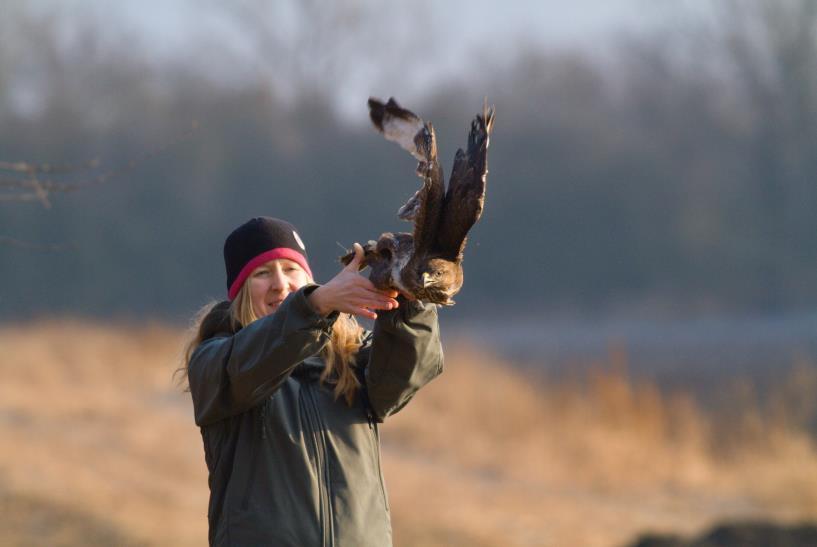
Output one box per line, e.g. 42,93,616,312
379,248,392,260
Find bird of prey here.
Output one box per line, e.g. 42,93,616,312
341,97,495,305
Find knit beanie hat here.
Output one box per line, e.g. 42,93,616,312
224,217,313,300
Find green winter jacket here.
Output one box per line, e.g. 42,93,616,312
188,284,443,547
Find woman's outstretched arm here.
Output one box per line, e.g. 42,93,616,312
188,244,398,427
362,298,444,421
188,285,336,426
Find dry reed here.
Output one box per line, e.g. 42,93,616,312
0,321,815,547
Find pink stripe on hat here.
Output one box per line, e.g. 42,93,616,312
228,247,313,300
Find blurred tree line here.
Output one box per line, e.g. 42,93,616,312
1,0,815,320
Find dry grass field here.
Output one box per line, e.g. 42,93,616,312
1,321,816,546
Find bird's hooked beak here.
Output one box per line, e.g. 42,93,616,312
422,271,433,288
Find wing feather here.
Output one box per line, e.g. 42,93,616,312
397,188,423,221
368,97,426,161
368,97,445,256
434,103,495,259
409,123,445,255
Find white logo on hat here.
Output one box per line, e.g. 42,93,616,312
293,230,306,251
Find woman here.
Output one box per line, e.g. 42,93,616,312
182,216,443,546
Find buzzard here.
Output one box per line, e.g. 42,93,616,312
341,97,495,305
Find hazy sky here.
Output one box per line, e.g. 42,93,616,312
93,0,651,48
21,0,680,118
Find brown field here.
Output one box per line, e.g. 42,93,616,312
0,321,816,547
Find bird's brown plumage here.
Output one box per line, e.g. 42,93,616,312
435,102,495,260
341,97,494,305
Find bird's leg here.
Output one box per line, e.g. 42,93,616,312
399,290,418,302
339,240,378,269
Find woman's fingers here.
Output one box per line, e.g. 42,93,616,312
340,292,395,311
357,289,398,309
353,308,379,320
348,271,389,293
323,255,400,316
354,279,400,305
333,289,398,319
342,258,401,301
343,242,365,272
360,298,397,310
343,277,397,306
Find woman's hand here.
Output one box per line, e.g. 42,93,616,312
308,243,399,320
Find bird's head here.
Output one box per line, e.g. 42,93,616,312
417,258,462,305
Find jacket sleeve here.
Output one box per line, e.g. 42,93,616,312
188,285,337,426
363,298,444,421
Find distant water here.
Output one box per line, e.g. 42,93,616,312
445,312,817,389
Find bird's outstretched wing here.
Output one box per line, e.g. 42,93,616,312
368,97,426,161
434,102,495,260
368,97,445,256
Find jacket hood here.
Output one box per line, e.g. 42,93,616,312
200,300,238,341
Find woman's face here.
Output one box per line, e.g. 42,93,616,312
248,258,310,318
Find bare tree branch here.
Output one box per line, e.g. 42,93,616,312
0,236,76,251
30,172,51,208
0,158,100,174
0,192,43,203
1,121,200,249
0,121,199,208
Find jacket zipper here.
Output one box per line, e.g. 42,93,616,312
240,415,260,511
366,412,390,512
304,382,334,547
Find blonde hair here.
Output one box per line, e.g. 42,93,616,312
180,281,364,406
